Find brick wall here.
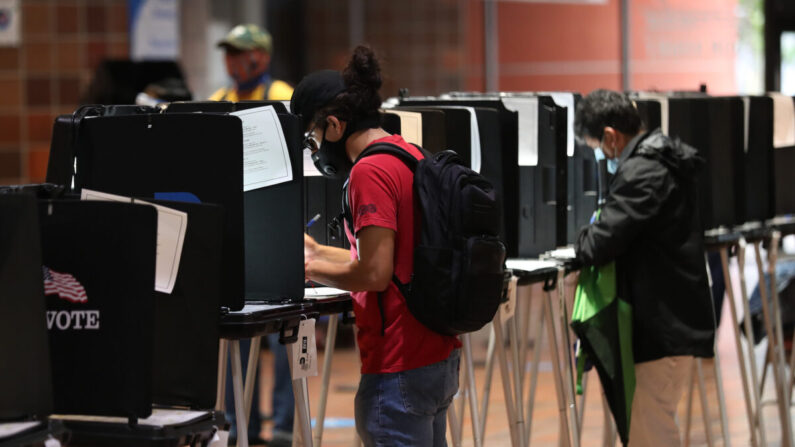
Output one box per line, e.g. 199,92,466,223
304,0,469,99
0,0,129,185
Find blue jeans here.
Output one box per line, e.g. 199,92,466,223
355,349,460,447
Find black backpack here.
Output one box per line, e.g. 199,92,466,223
342,142,506,336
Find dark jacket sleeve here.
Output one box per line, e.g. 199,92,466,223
575,156,675,266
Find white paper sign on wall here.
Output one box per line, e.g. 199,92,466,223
0,0,20,48
129,0,180,61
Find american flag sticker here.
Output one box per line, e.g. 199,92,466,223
42,266,88,303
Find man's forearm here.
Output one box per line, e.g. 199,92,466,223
314,244,351,263
306,259,386,292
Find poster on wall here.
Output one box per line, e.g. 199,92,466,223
129,0,180,61
0,0,20,47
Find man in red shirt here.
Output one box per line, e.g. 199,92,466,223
292,47,460,446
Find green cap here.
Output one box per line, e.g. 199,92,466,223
217,24,273,53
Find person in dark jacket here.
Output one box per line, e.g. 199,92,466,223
574,89,715,446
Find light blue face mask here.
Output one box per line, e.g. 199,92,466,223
593,147,619,174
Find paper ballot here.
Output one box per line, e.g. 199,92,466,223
231,106,293,191
80,189,187,294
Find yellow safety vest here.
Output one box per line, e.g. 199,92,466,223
209,79,294,102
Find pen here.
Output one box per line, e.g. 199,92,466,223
306,213,321,228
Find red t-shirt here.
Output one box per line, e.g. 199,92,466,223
346,134,461,374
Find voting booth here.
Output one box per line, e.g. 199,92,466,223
0,194,66,446
40,200,157,419
770,94,795,216
18,189,229,445
400,93,569,257
47,102,306,308
634,94,778,229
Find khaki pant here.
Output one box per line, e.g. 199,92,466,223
628,356,693,447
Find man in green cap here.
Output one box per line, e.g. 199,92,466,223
215,25,295,446
210,24,293,101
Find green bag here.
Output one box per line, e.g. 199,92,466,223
571,236,635,445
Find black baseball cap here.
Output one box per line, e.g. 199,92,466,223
290,70,346,130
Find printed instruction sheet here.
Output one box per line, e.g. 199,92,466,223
231,106,293,191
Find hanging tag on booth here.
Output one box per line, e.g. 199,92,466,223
500,276,518,323
208,428,229,447
290,318,318,379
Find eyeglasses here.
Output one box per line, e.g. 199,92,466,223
302,126,320,153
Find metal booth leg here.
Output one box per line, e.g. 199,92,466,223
216,339,229,411
286,344,314,447
479,323,497,438
556,268,581,447
462,333,484,447
243,336,262,429
544,285,572,447
695,358,715,447
314,313,340,447
753,238,795,447
494,306,521,447
716,247,759,447
508,314,527,447
524,286,546,444
229,340,250,447
719,243,763,447
736,239,769,447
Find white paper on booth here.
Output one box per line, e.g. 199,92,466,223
135,199,187,294
387,110,423,146
432,106,482,173
635,93,669,135
0,421,43,439
80,189,130,202
305,287,350,298
541,92,576,157
742,96,751,153
505,259,558,273
80,189,187,294
502,97,539,166
231,106,293,191
303,148,322,177
769,92,795,148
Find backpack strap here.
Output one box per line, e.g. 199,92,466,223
342,142,428,235
340,142,428,336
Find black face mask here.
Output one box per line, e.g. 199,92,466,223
306,116,381,180
310,128,354,179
